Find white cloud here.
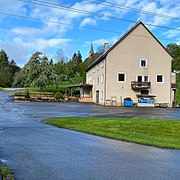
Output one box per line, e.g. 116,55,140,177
0,0,26,20
138,0,180,28
34,38,72,51
0,39,29,66
85,36,119,48
0,37,72,66
80,18,97,27
11,27,42,38
163,29,180,38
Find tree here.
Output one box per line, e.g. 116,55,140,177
0,50,19,87
166,43,180,71
71,53,78,62
55,49,68,62
77,51,82,63
24,52,59,91
13,70,26,88
54,49,68,80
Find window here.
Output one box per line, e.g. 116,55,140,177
117,73,126,82
137,75,142,82
97,65,99,71
101,74,104,83
144,76,149,82
137,75,149,82
101,60,104,68
101,91,103,100
157,75,164,83
97,77,100,84
140,59,147,68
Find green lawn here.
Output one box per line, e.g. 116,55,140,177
44,117,180,149
0,88,4,91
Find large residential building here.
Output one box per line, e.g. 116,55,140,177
84,21,176,107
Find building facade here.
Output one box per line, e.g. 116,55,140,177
85,21,176,107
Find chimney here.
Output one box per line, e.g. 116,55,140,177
104,43,108,52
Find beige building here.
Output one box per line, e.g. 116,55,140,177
85,21,176,107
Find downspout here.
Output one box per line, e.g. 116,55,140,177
104,57,107,106
170,60,173,107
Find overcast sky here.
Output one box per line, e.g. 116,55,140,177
0,0,179,66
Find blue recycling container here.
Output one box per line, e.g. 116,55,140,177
124,100,133,107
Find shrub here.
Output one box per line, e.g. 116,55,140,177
25,89,30,99
54,92,64,100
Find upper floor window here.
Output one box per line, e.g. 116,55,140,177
137,75,149,82
101,74,104,83
157,75,164,83
97,77,100,84
97,65,99,71
101,60,104,68
140,59,147,68
117,72,126,82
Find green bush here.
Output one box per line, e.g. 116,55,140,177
25,89,30,99
54,92,64,100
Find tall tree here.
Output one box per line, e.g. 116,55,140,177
77,51,82,63
24,52,59,91
0,50,19,87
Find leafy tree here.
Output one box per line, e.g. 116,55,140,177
166,43,180,71
12,70,26,87
24,52,59,91
55,49,68,62
54,49,68,80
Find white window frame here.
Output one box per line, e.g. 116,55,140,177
144,75,149,82
101,60,104,68
97,77,99,84
140,58,147,68
101,74,104,83
117,72,126,83
156,74,164,83
101,91,103,100
136,75,150,82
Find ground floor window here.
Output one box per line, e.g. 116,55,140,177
101,91,103,100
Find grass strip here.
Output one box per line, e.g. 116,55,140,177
44,117,180,149
0,163,14,180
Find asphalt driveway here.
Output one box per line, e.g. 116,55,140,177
0,90,180,180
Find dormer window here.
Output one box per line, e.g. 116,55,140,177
140,59,147,68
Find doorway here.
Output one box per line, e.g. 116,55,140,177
96,90,99,104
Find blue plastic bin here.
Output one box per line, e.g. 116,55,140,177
124,100,133,107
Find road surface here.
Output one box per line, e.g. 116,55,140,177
0,90,180,180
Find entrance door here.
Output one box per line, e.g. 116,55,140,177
96,90,99,104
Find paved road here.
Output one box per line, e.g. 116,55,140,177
0,90,180,180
